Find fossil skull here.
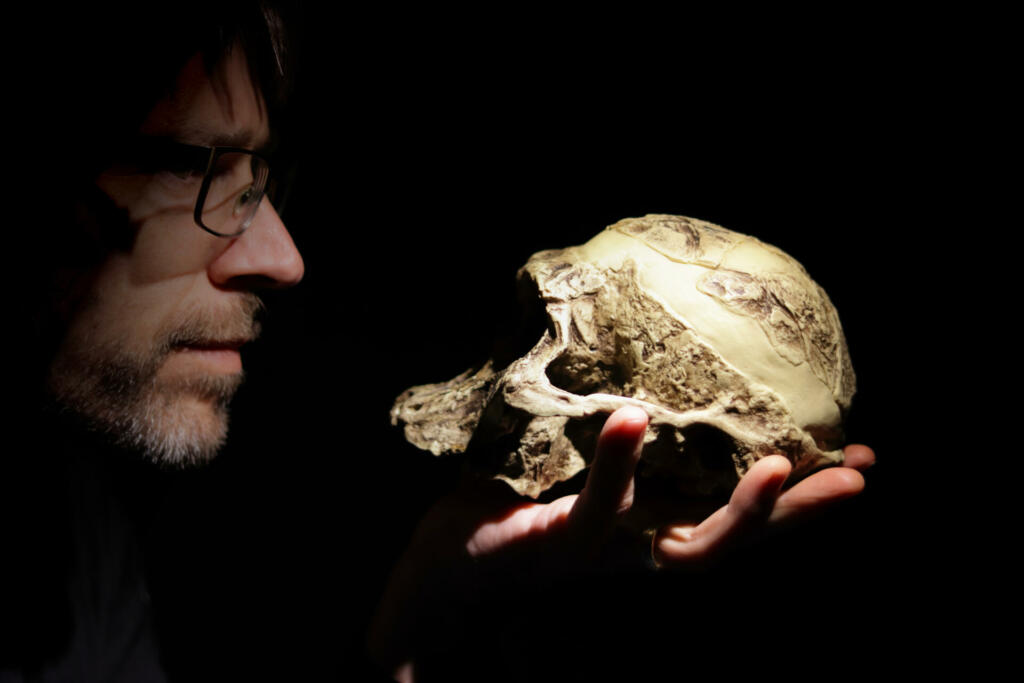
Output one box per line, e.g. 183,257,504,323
391,215,855,499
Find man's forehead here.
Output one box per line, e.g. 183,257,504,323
141,49,272,150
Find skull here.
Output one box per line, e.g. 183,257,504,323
391,215,855,499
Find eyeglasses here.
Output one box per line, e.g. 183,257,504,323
193,145,271,237
117,137,289,238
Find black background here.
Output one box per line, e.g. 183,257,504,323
124,9,979,681
3,4,1000,681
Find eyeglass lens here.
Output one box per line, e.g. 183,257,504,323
199,151,269,236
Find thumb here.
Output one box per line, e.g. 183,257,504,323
568,406,648,553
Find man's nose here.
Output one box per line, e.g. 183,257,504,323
207,199,304,290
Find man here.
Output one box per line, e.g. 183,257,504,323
5,4,307,680
6,4,874,681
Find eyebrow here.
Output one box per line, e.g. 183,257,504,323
174,125,276,154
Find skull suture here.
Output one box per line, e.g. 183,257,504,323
391,215,855,499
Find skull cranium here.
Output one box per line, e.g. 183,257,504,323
391,215,855,499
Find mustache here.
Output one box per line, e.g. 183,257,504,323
161,294,264,350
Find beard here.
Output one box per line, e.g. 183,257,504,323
48,294,263,468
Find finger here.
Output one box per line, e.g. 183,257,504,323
466,500,558,557
842,444,876,471
567,406,648,550
727,455,792,523
767,466,865,526
656,455,790,564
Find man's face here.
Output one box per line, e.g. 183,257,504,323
49,47,304,466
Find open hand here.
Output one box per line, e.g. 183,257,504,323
462,405,873,566
368,406,873,680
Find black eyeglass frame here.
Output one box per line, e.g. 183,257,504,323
112,136,282,239
191,145,272,238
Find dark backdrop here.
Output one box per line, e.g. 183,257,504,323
147,10,961,680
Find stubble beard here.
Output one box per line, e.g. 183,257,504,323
48,295,263,468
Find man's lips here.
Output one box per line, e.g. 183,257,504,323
167,339,249,374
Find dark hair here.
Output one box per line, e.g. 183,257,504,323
56,1,300,180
